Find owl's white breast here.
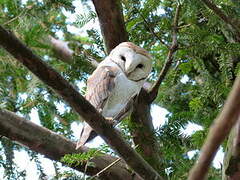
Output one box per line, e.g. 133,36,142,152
99,58,144,118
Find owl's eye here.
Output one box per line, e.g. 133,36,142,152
137,64,144,68
120,55,126,62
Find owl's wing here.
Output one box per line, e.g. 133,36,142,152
85,66,117,110
76,66,118,149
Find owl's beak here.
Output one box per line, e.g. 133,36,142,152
125,67,134,76
125,61,135,76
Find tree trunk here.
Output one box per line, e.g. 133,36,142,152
91,0,128,53
131,89,165,174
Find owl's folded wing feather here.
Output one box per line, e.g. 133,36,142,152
85,66,117,110
76,66,118,149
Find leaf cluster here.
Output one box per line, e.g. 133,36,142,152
61,148,101,167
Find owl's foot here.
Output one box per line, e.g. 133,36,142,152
105,117,114,126
105,117,113,121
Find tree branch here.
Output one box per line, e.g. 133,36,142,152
0,25,163,180
223,117,240,179
130,89,165,174
188,76,240,180
136,9,168,47
200,0,240,41
0,109,141,180
48,36,99,68
48,36,74,64
91,0,128,53
148,4,181,102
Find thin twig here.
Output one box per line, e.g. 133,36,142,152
3,10,27,25
91,145,139,178
136,9,169,48
148,4,181,102
91,158,122,178
177,24,192,29
188,76,240,180
85,56,99,68
82,50,99,68
83,161,89,180
53,162,59,178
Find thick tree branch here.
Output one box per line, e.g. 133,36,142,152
131,89,165,174
200,0,240,41
148,4,181,102
188,76,240,180
223,117,240,180
91,0,128,53
0,109,140,180
0,25,163,180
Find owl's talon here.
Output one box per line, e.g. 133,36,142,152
105,117,113,121
105,117,115,126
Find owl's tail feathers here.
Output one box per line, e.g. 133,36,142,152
76,123,98,149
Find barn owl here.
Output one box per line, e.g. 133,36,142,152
76,42,152,149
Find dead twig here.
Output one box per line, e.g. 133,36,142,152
91,158,122,179
178,24,192,29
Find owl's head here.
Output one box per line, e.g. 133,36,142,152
109,42,152,81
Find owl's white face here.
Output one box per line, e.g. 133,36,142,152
109,43,152,82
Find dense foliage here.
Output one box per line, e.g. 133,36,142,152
0,0,240,179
